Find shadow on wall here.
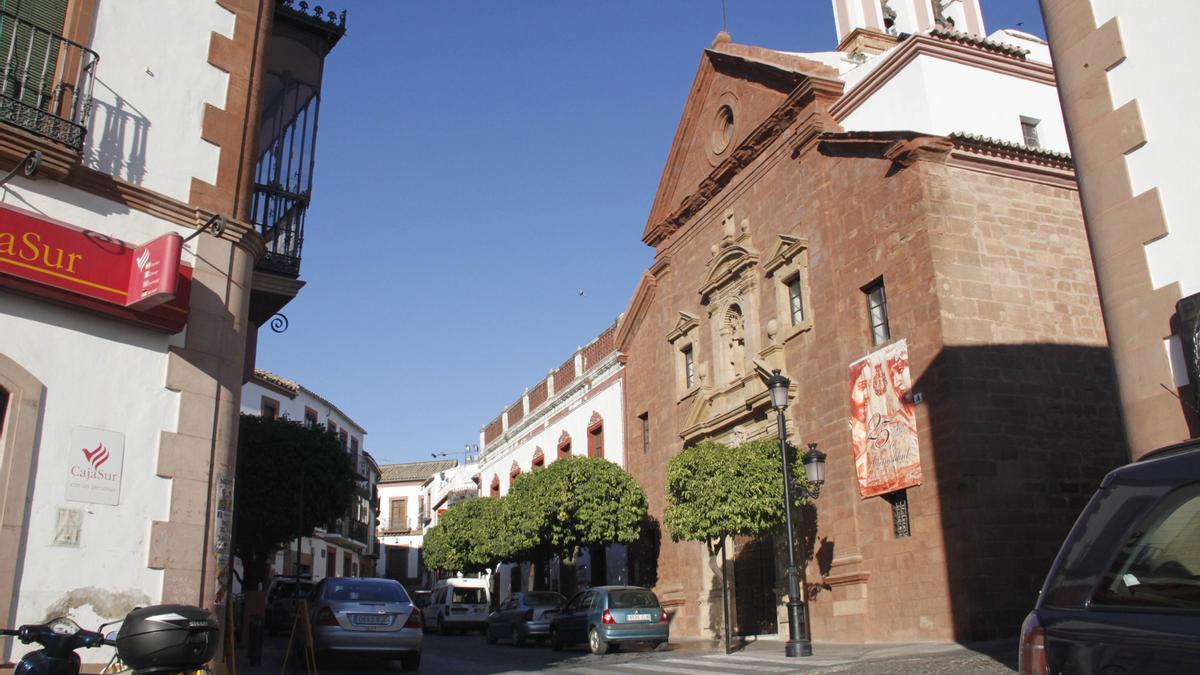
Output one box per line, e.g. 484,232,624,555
916,343,1127,642
85,78,149,185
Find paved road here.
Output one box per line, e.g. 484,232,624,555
269,632,1017,674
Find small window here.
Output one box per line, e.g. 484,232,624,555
339,429,348,450
304,408,318,429
327,420,337,434
558,432,572,459
683,345,695,389
1020,116,1041,148
588,413,604,459
351,436,359,455
787,274,805,326
865,280,891,346
1092,486,1200,611
532,450,545,469
639,412,650,454
490,475,501,497
261,396,279,420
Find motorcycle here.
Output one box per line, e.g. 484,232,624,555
1,604,218,675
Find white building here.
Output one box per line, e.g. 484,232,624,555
422,460,481,532
241,370,380,582
375,459,457,589
477,319,627,601
0,1,343,664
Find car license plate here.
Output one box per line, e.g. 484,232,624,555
352,614,391,626
627,613,651,622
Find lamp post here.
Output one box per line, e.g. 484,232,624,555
767,369,826,658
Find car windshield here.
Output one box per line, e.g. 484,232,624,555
451,587,486,604
608,589,659,609
522,592,565,606
326,581,409,603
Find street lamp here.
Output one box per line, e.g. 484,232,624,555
766,369,826,658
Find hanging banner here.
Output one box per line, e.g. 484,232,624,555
848,339,921,498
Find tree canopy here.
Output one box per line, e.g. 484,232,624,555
422,495,511,573
234,413,357,590
423,456,648,576
506,455,648,560
663,438,811,550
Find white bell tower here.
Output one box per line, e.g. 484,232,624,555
832,0,986,49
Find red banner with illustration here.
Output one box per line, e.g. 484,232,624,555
849,339,921,498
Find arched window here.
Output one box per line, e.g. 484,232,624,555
490,474,500,497
587,412,604,459
557,431,572,458
510,460,522,479
531,447,545,469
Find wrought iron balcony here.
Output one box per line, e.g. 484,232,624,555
0,11,97,151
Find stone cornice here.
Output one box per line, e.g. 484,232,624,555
643,75,843,248
830,33,1056,122
615,271,658,354
63,165,267,258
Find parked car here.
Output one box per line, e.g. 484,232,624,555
265,576,315,634
306,577,421,671
485,591,567,646
550,586,668,654
423,577,490,634
1019,440,1200,675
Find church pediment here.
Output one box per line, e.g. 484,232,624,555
764,234,810,276
667,311,699,344
700,243,759,303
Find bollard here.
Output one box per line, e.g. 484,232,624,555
247,615,264,667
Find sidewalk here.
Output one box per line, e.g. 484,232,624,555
665,635,1016,671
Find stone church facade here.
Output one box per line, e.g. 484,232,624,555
616,16,1127,643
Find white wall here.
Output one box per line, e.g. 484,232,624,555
1092,1,1200,299
479,372,625,497
241,379,366,449
84,0,234,198
842,53,1070,153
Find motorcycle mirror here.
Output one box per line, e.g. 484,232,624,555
105,631,119,642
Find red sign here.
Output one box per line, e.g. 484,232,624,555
0,203,191,332
126,233,182,311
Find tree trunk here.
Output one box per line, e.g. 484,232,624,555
242,551,268,592
720,535,732,653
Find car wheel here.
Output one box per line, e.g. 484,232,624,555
551,627,564,651
511,626,524,647
653,640,668,652
485,625,496,645
588,627,608,655
399,650,421,672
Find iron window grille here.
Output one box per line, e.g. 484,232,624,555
886,489,911,538
683,345,695,389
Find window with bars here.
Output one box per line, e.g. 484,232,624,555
865,280,891,346
683,345,695,389
639,412,650,454
304,408,318,429
787,274,805,326
886,489,911,538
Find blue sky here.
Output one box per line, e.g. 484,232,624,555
255,1,1048,465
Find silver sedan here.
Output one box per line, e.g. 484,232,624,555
307,577,422,671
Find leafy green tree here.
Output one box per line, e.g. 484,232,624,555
663,438,811,647
505,455,648,562
423,496,513,574
234,414,357,591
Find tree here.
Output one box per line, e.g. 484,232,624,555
422,496,512,574
505,455,648,562
663,438,811,649
233,414,357,591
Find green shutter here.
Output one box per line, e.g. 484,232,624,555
0,0,69,108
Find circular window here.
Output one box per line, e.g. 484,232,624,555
712,105,734,154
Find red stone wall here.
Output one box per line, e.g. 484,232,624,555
622,131,1124,643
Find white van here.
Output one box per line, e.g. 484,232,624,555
423,577,491,634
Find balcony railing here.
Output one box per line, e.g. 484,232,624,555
0,11,97,151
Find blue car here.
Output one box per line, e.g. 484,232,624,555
549,586,669,654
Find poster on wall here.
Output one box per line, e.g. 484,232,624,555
65,426,125,505
848,339,921,499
